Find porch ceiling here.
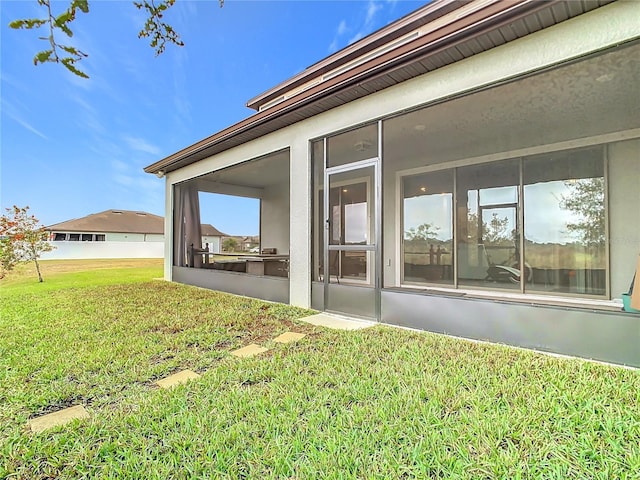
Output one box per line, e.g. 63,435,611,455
198,149,290,193
381,42,640,167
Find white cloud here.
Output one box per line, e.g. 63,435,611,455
175,0,198,26
1,100,49,139
347,1,383,46
328,19,348,53
173,91,191,124
111,171,164,213
365,0,383,26
0,73,28,93
113,173,135,187
328,2,386,51
111,159,130,172
13,116,48,139
348,32,364,45
337,19,348,36
171,48,192,127
88,138,123,159
70,95,95,114
123,135,162,156
70,95,106,135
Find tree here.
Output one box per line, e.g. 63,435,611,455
560,178,605,247
0,206,54,282
465,212,511,244
9,0,223,78
483,212,511,245
0,234,19,279
405,223,439,242
222,238,238,253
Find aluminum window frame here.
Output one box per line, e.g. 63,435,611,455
394,146,610,300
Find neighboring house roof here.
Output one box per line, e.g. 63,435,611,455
144,0,613,175
47,210,164,234
201,224,227,236
46,210,227,236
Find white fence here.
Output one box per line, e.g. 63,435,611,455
41,241,164,260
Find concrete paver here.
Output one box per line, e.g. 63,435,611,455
28,405,90,433
231,343,269,358
273,332,307,343
155,369,201,389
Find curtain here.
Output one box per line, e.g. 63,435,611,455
173,182,202,267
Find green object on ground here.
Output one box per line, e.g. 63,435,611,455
622,293,640,313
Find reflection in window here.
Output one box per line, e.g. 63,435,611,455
400,149,607,297
457,160,521,290
402,170,453,285
524,148,605,295
328,179,369,246
341,251,368,282
345,203,367,243
343,182,368,244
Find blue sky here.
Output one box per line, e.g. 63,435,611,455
1,0,424,235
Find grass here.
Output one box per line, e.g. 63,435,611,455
0,258,164,291
1,260,639,478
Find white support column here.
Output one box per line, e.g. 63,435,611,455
289,135,311,308
164,175,173,281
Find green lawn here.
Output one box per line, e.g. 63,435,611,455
1,260,638,479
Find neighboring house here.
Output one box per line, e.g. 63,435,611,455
47,210,165,244
241,236,260,252
145,1,640,367
44,209,226,259
200,224,228,253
